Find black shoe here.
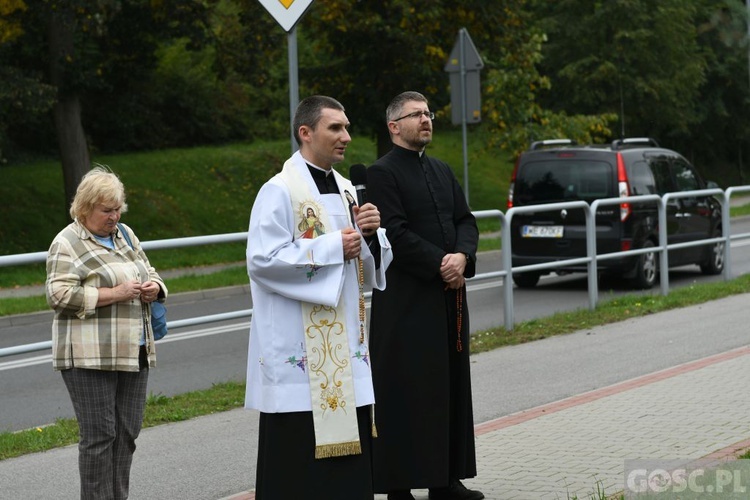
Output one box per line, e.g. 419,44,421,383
428,480,484,500
387,492,416,500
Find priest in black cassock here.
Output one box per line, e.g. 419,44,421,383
367,91,483,500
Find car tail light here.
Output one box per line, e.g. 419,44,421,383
507,182,515,209
507,159,519,209
616,153,631,221
621,239,632,251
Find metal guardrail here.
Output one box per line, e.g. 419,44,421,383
2,187,750,357
0,232,250,268
498,187,750,328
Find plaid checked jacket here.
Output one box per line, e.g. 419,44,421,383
46,220,167,371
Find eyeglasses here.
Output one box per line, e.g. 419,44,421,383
393,110,435,122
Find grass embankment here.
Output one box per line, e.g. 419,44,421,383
0,130,505,316
3,273,750,461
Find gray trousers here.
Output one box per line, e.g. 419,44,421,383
61,363,149,500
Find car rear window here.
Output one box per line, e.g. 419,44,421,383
515,159,615,204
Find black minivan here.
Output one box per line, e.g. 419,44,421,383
507,138,724,288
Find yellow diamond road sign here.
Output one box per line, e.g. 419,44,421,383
258,0,314,32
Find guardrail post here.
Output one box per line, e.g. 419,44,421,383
658,195,670,295
724,186,750,279
502,210,515,331
718,189,730,280
470,209,508,330
586,202,598,309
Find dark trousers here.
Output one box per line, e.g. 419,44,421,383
61,355,149,500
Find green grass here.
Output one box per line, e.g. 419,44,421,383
568,480,622,499
0,295,49,316
732,202,750,218
0,131,510,288
142,381,245,425
0,381,245,461
3,274,750,461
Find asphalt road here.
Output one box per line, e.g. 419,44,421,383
2,218,750,433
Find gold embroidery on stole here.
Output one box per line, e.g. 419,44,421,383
279,158,361,458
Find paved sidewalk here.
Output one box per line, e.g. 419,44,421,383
466,347,750,499
224,345,750,500
3,294,750,499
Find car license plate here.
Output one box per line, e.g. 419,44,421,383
522,225,564,238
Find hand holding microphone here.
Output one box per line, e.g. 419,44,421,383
349,164,380,237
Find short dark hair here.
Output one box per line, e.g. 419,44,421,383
386,91,428,123
293,95,345,145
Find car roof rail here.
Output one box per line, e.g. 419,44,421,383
529,139,577,151
611,137,659,150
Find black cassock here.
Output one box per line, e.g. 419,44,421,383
367,145,479,492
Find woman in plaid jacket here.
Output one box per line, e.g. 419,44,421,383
46,165,167,500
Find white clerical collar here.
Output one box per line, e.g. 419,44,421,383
304,160,333,175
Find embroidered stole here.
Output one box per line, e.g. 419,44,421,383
278,158,362,459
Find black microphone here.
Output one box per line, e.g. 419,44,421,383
349,163,367,206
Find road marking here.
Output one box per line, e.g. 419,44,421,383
0,354,51,371
0,323,253,371
158,322,251,343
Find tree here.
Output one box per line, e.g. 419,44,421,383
229,0,613,160
232,1,561,158
47,3,91,204
0,0,212,211
0,1,56,161
226,0,448,157
684,0,750,182
529,0,706,142
478,2,615,157
1,0,619,185
527,0,750,183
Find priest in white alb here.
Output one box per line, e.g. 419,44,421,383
244,95,392,499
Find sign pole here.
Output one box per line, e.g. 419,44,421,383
289,27,299,154
445,28,483,206
459,29,470,205
257,0,314,154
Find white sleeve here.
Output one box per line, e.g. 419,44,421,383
360,227,392,291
